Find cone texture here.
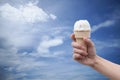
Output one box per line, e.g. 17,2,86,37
74,30,91,51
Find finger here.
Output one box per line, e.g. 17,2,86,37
70,33,76,41
71,42,86,51
83,38,94,48
73,48,88,56
73,53,82,60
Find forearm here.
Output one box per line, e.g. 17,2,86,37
91,56,120,80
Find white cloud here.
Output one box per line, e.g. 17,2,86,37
50,14,57,20
38,37,63,49
35,36,64,57
94,39,120,51
92,20,115,32
0,1,71,80
15,56,47,72
0,2,69,78
0,2,58,49
0,39,47,72
0,2,56,23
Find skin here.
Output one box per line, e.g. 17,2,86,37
71,33,120,80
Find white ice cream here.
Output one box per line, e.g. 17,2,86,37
74,20,91,31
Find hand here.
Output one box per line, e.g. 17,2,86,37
71,33,97,66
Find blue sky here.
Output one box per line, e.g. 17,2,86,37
0,0,120,80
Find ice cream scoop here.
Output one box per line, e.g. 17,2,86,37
74,20,91,31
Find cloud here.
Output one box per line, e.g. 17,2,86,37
39,37,63,48
0,2,58,49
0,2,56,23
29,36,64,57
49,14,57,20
92,20,115,32
0,1,69,79
15,56,47,72
0,1,71,79
94,39,120,51
0,37,47,69
0,38,19,67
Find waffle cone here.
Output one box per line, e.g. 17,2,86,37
74,30,91,51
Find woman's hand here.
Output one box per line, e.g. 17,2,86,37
71,33,97,66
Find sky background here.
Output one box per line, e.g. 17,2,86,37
0,0,120,80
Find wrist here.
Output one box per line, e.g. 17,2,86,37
89,55,101,68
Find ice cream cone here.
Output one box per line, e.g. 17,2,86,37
74,30,91,51
73,20,91,52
